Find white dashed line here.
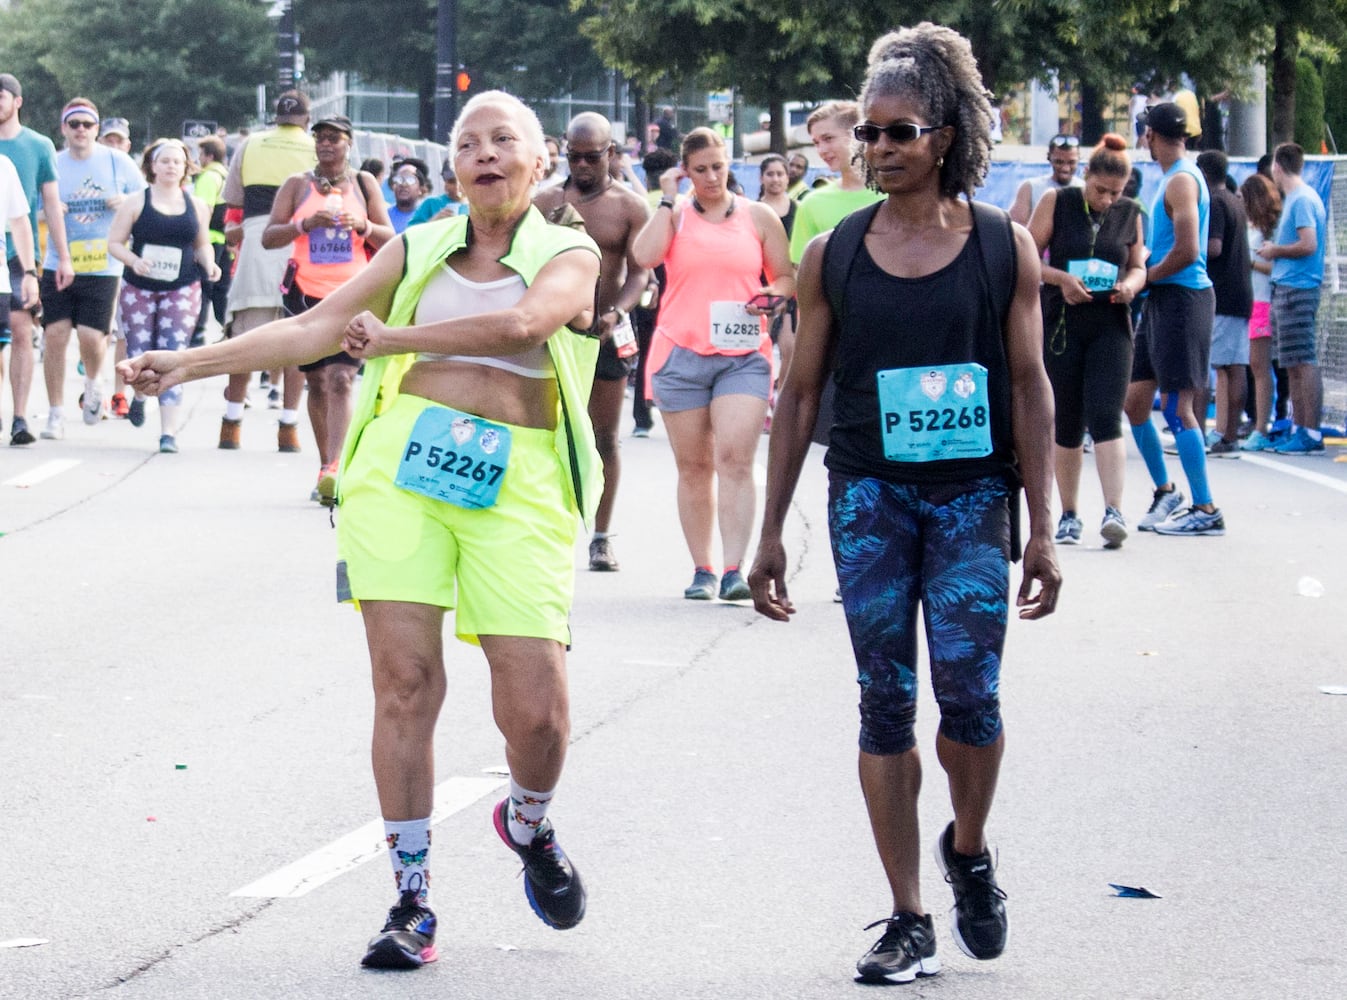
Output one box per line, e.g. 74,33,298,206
230,775,505,899
1240,454,1347,495
3,459,81,488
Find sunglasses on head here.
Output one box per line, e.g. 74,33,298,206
566,149,606,164
1049,135,1080,149
853,122,942,144
67,119,99,130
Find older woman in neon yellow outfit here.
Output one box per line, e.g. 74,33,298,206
120,91,600,969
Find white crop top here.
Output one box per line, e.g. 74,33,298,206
414,263,555,379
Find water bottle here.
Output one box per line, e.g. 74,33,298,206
325,193,343,229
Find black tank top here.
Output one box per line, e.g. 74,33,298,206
824,220,1017,486
126,193,201,292
1041,186,1138,342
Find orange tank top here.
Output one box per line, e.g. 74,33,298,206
290,179,368,299
656,196,769,357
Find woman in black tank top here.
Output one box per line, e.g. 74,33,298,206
1028,134,1147,549
746,24,1061,982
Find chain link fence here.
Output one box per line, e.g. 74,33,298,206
1321,159,1347,430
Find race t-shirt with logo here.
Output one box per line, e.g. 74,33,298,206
44,145,144,276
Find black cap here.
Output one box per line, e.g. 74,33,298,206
274,90,309,118
1140,102,1188,140
0,73,21,98
312,115,353,137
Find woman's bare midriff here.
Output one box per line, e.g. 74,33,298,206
399,358,558,429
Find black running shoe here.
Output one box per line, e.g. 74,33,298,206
360,890,438,969
493,798,586,930
934,821,1007,960
855,912,940,983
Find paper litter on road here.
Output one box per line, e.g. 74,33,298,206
1319,686,1347,696
0,938,49,948
1297,576,1325,598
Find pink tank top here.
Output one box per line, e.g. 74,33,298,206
657,197,768,357
290,180,369,299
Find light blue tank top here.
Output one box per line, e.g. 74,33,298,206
1148,158,1211,289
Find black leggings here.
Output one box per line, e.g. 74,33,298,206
1044,319,1133,448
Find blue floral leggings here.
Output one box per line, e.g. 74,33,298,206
828,474,1011,755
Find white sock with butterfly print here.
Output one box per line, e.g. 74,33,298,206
384,818,432,903
505,780,554,846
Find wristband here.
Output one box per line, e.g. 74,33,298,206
658,198,675,211
24,268,38,277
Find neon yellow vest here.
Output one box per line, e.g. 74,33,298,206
338,207,603,525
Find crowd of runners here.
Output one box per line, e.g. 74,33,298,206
1,14,1333,985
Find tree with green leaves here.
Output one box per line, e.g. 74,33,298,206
295,0,606,138
0,0,273,144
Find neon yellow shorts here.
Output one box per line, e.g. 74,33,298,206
336,393,578,646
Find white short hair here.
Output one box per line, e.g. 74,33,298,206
450,91,548,164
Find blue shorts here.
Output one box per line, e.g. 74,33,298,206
829,474,1011,755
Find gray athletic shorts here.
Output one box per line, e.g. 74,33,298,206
1269,284,1320,367
651,343,771,412
1210,313,1250,366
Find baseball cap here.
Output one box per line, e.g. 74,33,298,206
274,90,310,118
312,115,353,137
0,73,21,98
1140,102,1189,140
100,117,130,138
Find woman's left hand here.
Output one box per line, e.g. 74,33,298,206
1110,283,1137,305
343,310,392,359
205,262,223,283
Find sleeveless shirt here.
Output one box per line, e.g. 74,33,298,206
824,221,1017,486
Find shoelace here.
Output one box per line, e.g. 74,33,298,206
517,826,571,888
944,857,1008,916
383,894,433,933
861,915,923,954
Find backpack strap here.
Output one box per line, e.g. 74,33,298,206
821,201,883,329
969,200,1017,326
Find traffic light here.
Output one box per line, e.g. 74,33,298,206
456,70,471,93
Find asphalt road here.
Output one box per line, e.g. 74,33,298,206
2,364,1345,1000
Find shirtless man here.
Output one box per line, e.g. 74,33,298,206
534,112,650,571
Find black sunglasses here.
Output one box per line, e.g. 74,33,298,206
566,149,606,164
853,122,943,144
1049,135,1080,149
67,119,99,130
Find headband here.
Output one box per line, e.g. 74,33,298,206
62,106,99,125
152,141,186,162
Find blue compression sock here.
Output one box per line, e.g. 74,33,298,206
1130,421,1170,489
1174,428,1212,506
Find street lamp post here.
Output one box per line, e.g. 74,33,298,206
434,0,458,143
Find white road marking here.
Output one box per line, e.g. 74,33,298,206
2,459,80,488
1240,454,1347,495
230,775,505,899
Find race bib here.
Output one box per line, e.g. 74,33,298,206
70,239,109,274
394,406,511,509
876,364,992,463
709,300,762,351
1067,258,1119,292
308,227,353,264
141,244,182,282
611,316,637,358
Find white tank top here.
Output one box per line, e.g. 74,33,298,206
414,264,555,379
